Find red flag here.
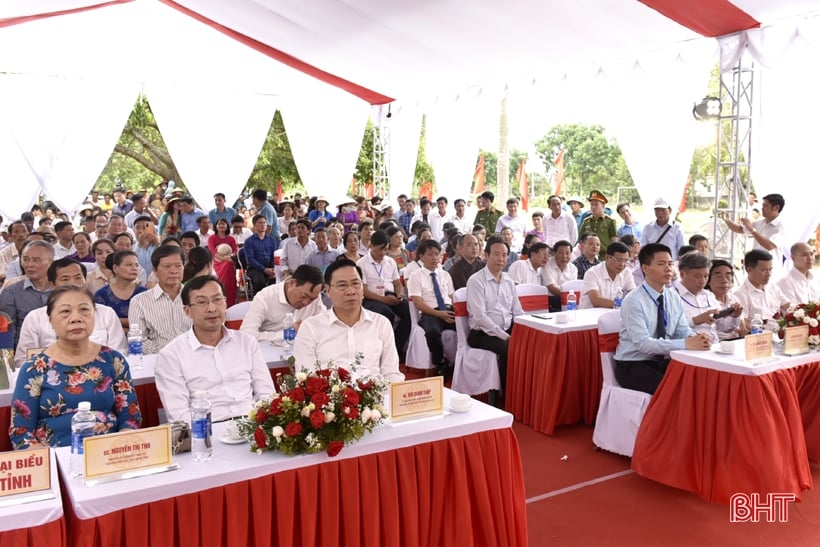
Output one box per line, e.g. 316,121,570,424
473,152,486,194
365,182,375,199
276,180,284,203
350,176,358,196
679,174,691,213
553,149,565,196
420,181,433,200
516,159,529,211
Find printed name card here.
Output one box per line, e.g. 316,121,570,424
390,377,444,422
0,447,51,498
784,325,810,355
83,425,174,482
744,332,773,361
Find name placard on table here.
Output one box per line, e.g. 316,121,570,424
744,332,773,361
83,425,178,484
0,447,54,506
390,377,444,422
783,325,810,356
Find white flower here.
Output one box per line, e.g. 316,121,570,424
794,309,806,319
324,411,335,423
296,372,308,382
361,408,372,422
332,385,340,393
256,449,263,455
810,318,819,328
308,402,316,411
305,433,317,447
804,316,811,324
272,426,284,438
370,408,382,421
301,406,312,417
810,335,820,345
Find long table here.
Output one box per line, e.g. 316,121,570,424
506,309,609,435
632,345,820,503
57,390,528,547
0,449,66,547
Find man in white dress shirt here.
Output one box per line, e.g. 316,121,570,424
543,195,578,248
466,238,523,392
14,258,126,368
733,249,790,327
673,252,720,343
541,240,578,297
156,276,275,423
240,265,325,343
723,193,786,274
494,198,527,253
777,242,820,304
294,258,405,382
428,196,450,242
450,199,472,234
579,241,636,309
508,242,549,285
52,221,75,259
281,219,317,278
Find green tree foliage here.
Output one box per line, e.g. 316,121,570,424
414,115,435,193
476,150,527,191
355,118,375,187
534,123,632,199
248,110,301,195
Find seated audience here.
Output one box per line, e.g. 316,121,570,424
573,233,601,279
212,243,237,307
128,246,193,354
243,214,278,290
0,240,54,347
94,251,147,330
466,238,523,391
541,240,578,296
776,242,819,304
208,218,238,257
732,249,790,327
706,259,745,340
86,238,116,294
156,276,274,422
509,242,549,285
240,264,325,342
10,286,141,449
689,234,710,255
305,228,338,274
673,251,720,343
613,243,711,394
294,259,405,382
69,231,94,263
448,234,485,290
281,219,317,277
580,241,636,309
183,247,213,284
341,231,363,262
499,227,519,271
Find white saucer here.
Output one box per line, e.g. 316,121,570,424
714,349,734,355
270,338,285,347
218,435,246,445
448,404,472,414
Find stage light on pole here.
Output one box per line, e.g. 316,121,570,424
693,96,721,121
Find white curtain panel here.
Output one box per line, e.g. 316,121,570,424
382,102,423,203
0,74,137,219
278,84,371,203
145,83,278,209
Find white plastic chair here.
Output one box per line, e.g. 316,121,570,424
560,279,583,309
225,301,253,330
515,283,550,314
273,249,285,283
405,299,456,370
451,288,501,395
591,310,652,457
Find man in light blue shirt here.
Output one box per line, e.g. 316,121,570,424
616,202,643,240
614,243,711,394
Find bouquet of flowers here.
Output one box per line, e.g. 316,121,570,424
773,302,820,347
237,356,388,457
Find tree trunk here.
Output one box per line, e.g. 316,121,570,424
497,94,510,204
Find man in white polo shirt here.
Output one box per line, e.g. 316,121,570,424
673,251,720,343
733,249,790,327
776,242,819,304
508,242,549,285
541,240,578,296
579,241,635,309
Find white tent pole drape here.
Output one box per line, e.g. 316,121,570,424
0,74,137,219
145,83,278,209
382,102,422,202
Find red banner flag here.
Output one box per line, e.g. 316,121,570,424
516,158,529,211
420,181,433,201
679,174,691,213
473,152,486,194
350,176,358,197
365,182,375,199
276,180,284,203
553,149,565,196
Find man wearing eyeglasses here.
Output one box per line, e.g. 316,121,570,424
155,275,275,423
579,241,636,309
294,258,405,382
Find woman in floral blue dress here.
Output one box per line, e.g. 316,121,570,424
10,286,141,449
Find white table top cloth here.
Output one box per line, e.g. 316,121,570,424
514,308,611,335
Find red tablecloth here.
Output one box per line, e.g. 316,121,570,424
0,515,65,547
632,359,820,503
506,323,602,434
64,428,527,547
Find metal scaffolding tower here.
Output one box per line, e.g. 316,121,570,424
372,121,390,198
711,56,754,270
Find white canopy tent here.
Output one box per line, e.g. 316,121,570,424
1,0,820,244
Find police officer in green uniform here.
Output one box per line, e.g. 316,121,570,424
472,191,503,236
579,190,616,260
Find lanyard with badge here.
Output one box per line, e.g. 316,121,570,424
372,260,386,296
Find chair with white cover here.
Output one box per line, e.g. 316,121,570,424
451,288,501,396
591,310,652,457
515,283,550,314
225,301,253,330
405,298,456,370
560,279,583,309
273,249,285,283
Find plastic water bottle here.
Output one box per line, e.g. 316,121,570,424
750,313,764,335
283,313,296,355
190,391,213,462
71,402,96,478
566,291,577,320
127,326,143,370
613,289,624,309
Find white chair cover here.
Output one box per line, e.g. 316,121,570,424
451,288,502,395
591,310,652,457
273,249,285,283
405,299,456,370
515,283,550,314
225,301,253,329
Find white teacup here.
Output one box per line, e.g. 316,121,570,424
223,421,241,440
450,394,472,411
719,340,734,353
555,312,569,324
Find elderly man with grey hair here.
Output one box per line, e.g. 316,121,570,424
0,239,54,346
673,251,720,343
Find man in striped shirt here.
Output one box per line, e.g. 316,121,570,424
128,245,192,354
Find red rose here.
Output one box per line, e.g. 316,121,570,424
327,440,344,457
254,428,267,449
341,387,360,405
305,376,329,396
316,369,332,378
270,398,284,415
285,422,302,437
337,367,351,381
343,404,359,420
256,407,268,424
309,410,325,429
288,387,306,402
357,379,373,391
311,392,330,408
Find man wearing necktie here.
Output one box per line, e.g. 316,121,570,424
407,239,457,375
613,243,711,394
